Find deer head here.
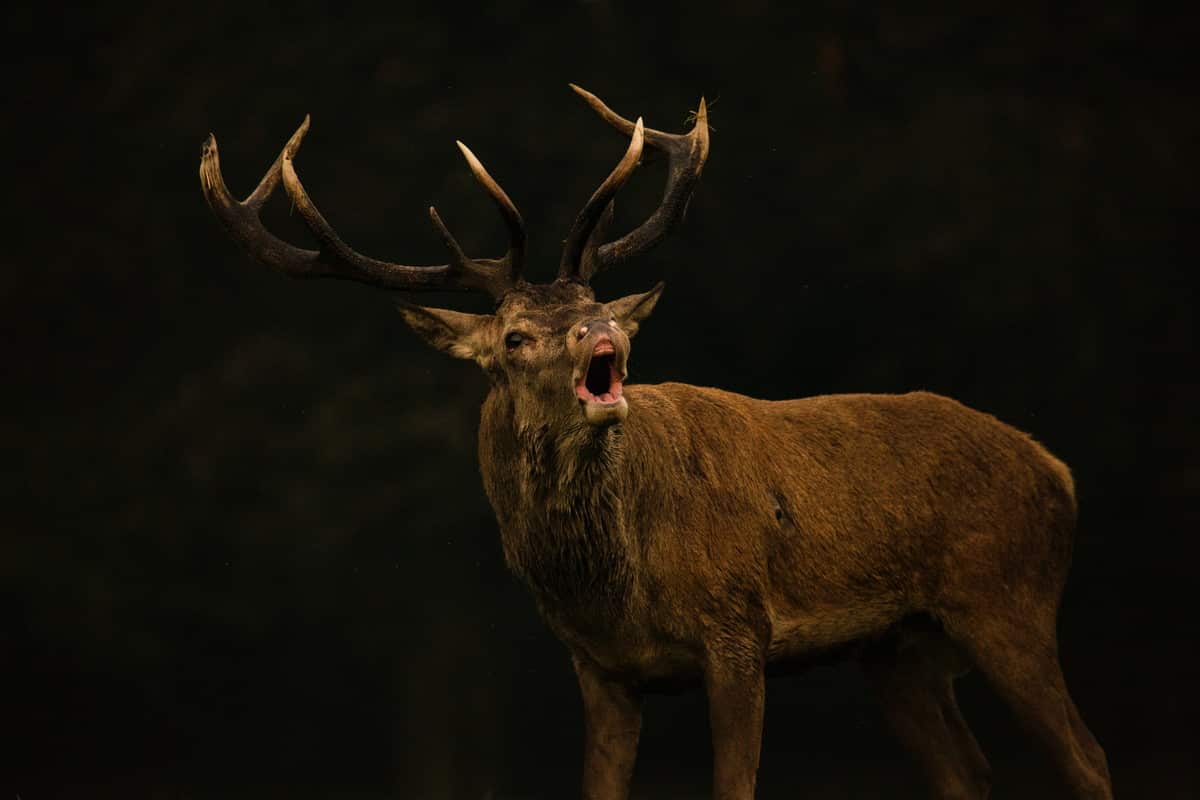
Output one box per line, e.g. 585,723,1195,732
199,86,708,429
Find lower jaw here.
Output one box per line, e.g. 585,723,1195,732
582,396,628,426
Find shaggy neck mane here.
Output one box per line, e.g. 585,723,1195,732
516,418,624,504
484,392,636,618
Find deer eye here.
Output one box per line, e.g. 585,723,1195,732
504,331,527,350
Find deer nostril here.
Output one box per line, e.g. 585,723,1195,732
578,324,590,339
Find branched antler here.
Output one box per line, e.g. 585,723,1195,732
199,116,525,299
559,118,644,281
201,89,706,295
558,85,710,282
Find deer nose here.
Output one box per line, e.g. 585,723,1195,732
577,320,611,340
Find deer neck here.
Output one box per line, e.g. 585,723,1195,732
478,388,636,617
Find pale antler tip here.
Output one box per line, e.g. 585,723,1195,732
199,132,227,195
284,115,311,160
201,133,218,161
428,205,454,238
689,99,710,155
569,83,605,109
455,140,491,181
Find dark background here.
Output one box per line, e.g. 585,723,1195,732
5,1,1196,797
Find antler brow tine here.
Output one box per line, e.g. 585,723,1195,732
454,140,527,286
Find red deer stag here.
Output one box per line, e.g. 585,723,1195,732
199,86,1112,800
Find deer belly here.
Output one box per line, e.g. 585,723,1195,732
593,638,702,683
766,600,904,661
548,613,703,683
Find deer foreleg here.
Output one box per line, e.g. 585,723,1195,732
574,657,643,800
704,644,767,800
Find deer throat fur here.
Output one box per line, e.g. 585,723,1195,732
479,397,635,621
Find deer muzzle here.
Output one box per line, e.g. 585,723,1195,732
575,331,628,426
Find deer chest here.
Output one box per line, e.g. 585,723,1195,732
498,508,633,614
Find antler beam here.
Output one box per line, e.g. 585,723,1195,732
559,85,710,282
199,116,526,299
559,118,645,280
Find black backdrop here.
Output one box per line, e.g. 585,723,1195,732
6,2,1197,797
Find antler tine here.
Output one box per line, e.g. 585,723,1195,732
455,141,527,285
200,118,325,275
559,117,645,281
199,117,523,299
567,85,710,278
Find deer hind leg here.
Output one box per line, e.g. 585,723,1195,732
862,629,992,799
943,608,1112,800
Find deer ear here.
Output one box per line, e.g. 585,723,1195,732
607,281,664,338
396,302,491,362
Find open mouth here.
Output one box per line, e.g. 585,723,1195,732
576,339,623,405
